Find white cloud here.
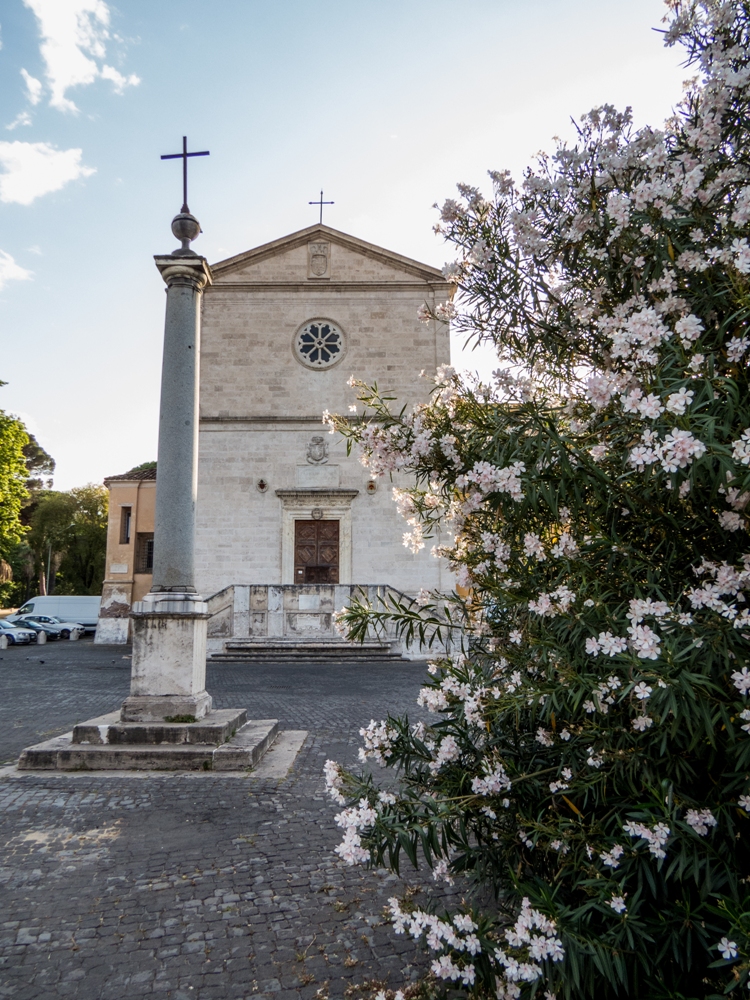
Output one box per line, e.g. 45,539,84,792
20,68,43,105
0,251,33,291
6,112,33,131
0,141,95,205
23,0,139,113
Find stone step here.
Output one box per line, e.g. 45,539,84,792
211,640,404,663
73,708,248,746
18,716,279,771
211,651,404,662
224,637,391,652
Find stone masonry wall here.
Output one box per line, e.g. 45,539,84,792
195,228,453,599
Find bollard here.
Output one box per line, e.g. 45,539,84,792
70,628,80,641
0,634,7,650
37,630,46,645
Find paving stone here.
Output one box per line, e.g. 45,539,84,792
0,641,458,999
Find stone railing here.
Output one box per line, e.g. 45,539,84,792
205,584,439,656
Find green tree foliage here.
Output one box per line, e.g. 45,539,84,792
29,485,108,595
323,3,750,998
22,433,55,496
0,392,56,606
0,409,29,555
121,460,155,476
0,399,30,604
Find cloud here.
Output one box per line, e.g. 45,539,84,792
23,0,139,113
0,141,95,205
0,251,33,291
20,68,43,105
6,112,33,131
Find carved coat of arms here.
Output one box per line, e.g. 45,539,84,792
308,242,329,278
306,435,329,464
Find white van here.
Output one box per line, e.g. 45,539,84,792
8,596,101,632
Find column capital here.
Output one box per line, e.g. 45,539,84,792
154,254,212,290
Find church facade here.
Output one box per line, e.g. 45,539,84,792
97,224,452,652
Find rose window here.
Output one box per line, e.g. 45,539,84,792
294,319,345,369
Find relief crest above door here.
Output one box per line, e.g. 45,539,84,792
306,435,329,465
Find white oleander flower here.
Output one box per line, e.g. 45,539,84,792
600,845,624,868
684,808,717,836
719,511,743,531
675,314,703,345
665,387,694,414
727,335,750,362
632,714,654,731
718,937,738,960
623,820,670,859
732,667,750,695
732,429,750,465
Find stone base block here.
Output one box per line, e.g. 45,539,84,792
94,617,130,644
18,713,279,771
73,708,246,745
120,691,213,723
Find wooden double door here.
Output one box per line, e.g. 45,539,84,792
294,520,339,584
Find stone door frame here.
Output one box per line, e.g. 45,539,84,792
275,489,359,585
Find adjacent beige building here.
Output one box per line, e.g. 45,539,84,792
97,224,453,651
96,467,155,642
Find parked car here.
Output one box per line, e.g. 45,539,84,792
19,615,85,639
0,621,37,645
13,618,63,641
8,596,100,632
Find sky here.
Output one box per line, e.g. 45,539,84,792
0,0,689,490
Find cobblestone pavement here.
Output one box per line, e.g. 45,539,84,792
0,641,456,1000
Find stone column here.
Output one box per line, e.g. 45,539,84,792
121,213,213,723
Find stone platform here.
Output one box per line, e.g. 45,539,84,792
18,708,278,772
211,638,404,663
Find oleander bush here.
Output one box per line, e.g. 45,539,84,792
323,3,750,997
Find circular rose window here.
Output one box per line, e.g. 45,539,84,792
294,319,345,369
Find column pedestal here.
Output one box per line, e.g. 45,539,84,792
121,592,212,722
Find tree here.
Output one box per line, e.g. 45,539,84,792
0,408,29,555
325,3,750,997
121,460,155,476
0,394,30,605
0,400,56,606
28,485,108,596
22,433,55,496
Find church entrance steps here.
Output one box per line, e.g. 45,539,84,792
18,710,279,772
210,639,404,663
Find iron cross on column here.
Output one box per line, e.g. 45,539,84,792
161,136,210,213
309,190,334,224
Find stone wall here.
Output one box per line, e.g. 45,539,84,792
195,225,453,598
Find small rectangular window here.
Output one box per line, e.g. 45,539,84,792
135,533,154,574
120,507,132,545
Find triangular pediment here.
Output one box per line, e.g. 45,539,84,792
210,224,447,285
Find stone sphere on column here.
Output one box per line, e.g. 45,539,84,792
171,212,201,256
